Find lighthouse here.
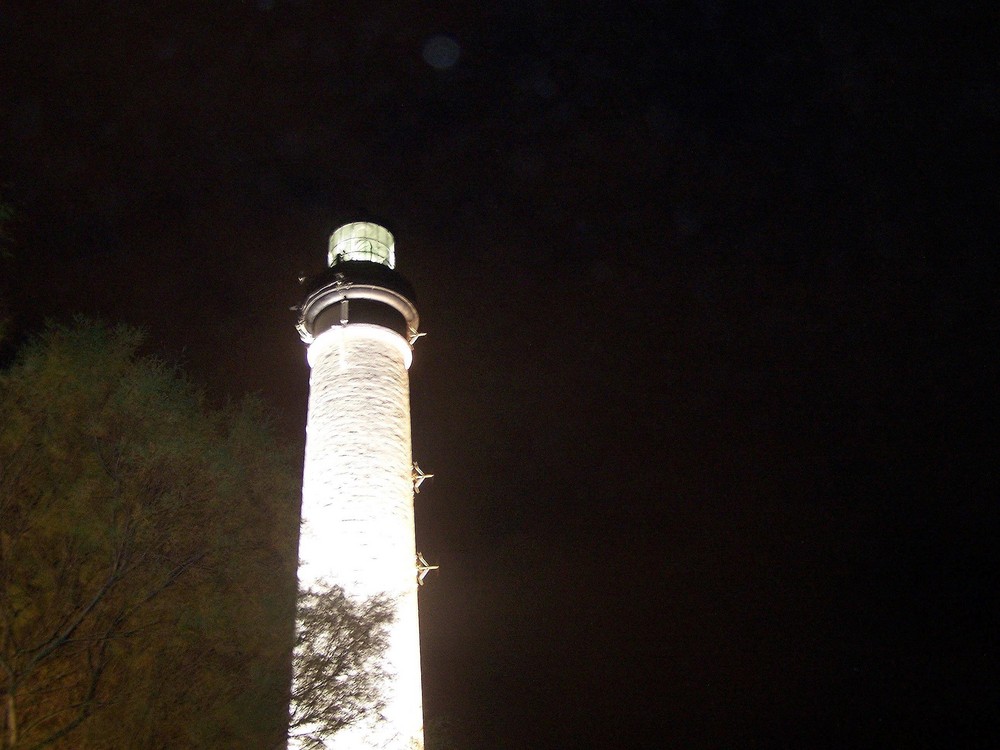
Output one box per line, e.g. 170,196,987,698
296,222,425,749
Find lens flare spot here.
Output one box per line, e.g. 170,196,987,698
422,34,460,70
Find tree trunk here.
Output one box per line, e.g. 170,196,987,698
5,691,17,749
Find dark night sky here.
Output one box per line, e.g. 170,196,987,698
2,1,996,747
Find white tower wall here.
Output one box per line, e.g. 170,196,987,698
300,323,424,750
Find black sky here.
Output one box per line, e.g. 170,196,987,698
1,1,996,747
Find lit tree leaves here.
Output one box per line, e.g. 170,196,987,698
2,319,393,749
0,320,298,749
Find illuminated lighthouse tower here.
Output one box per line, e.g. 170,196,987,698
296,222,426,749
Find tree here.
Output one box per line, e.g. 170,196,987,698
0,320,299,748
289,586,394,750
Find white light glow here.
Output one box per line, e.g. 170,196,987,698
299,324,423,750
328,222,396,268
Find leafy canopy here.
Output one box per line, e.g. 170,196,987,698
0,319,299,749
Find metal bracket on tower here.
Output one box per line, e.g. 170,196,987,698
412,462,433,493
416,552,439,586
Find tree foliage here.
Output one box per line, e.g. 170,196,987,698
0,320,300,748
289,586,393,749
